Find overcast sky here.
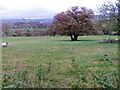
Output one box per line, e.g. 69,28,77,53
0,0,116,19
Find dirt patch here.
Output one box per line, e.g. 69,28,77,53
95,48,105,52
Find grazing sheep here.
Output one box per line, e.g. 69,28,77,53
2,42,8,47
116,39,118,41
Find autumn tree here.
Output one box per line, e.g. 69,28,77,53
97,0,119,35
45,23,57,36
2,23,14,36
48,6,94,41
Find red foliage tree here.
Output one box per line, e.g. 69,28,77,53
49,6,94,41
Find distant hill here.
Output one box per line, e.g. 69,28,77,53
1,18,53,23
1,15,101,24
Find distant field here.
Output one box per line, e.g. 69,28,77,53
2,35,119,88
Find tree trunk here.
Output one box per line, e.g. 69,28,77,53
70,35,78,41
74,35,78,41
53,32,56,36
70,35,74,41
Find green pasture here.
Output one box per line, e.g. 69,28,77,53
2,35,119,88
2,35,118,65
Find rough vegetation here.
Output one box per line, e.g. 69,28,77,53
2,59,119,88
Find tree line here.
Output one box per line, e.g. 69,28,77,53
2,21,50,37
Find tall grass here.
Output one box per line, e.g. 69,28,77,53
2,56,118,88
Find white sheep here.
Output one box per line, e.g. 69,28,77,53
115,39,118,42
2,42,8,47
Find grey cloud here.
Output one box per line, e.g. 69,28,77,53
2,7,58,19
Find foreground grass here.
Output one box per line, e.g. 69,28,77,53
2,35,119,88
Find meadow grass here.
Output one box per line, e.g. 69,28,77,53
2,35,119,88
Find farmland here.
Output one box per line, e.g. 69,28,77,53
2,35,119,88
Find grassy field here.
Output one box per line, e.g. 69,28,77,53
2,35,119,88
